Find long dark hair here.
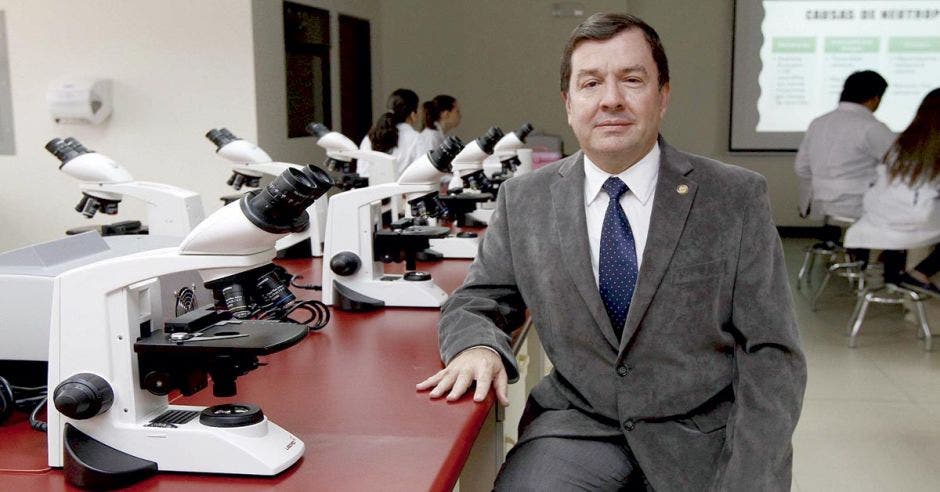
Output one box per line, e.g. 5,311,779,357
367,88,419,153
422,95,457,130
886,87,940,186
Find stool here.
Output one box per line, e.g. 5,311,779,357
846,283,932,350
796,215,866,310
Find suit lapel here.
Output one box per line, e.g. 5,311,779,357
619,140,697,352
550,152,621,349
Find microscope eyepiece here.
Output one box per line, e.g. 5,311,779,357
205,127,241,150
45,138,85,166
239,165,334,234
515,123,534,142
306,122,331,138
427,136,465,173
476,127,505,154
64,137,91,154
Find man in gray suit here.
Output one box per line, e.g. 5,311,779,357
417,12,806,491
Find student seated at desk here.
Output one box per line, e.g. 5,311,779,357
846,88,940,296
359,88,421,179
414,94,461,157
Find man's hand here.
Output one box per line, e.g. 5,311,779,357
416,347,509,406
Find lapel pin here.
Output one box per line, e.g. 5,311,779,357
677,184,689,195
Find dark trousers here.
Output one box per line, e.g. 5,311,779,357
820,224,870,267
494,436,651,491
882,246,940,283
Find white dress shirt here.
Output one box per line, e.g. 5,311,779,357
794,102,896,219
584,143,660,286
358,123,421,178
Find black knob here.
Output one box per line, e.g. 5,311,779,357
142,371,172,396
53,373,113,420
330,252,361,276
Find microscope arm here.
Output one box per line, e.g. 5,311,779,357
80,181,205,237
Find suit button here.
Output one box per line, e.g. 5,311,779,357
616,365,629,377
623,419,635,431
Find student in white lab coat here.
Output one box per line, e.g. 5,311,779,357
845,88,940,295
359,88,421,179
412,95,461,158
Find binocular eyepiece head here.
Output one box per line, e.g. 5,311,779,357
239,165,334,234
477,127,505,154
515,123,534,142
428,136,465,173
306,122,331,138
46,137,91,166
205,128,240,151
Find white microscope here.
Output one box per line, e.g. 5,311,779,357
206,127,331,258
322,137,464,311
46,138,205,237
468,123,534,225
427,126,505,259
306,122,398,190
44,165,333,488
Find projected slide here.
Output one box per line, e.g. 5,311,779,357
758,1,939,132
731,0,939,150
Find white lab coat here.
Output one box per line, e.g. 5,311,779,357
412,127,445,158
795,102,896,219
844,166,940,250
358,123,420,179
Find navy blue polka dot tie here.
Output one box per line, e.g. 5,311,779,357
599,177,638,340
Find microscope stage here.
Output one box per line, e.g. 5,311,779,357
134,320,308,356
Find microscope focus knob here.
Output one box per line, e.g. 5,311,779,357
53,373,114,420
330,252,361,276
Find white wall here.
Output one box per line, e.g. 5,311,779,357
0,0,257,252
251,0,383,167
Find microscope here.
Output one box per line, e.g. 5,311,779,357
468,123,534,225
427,127,505,259
44,165,333,488
322,137,464,311
46,138,205,237
306,122,398,191
207,127,336,258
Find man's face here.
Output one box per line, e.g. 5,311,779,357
563,29,670,170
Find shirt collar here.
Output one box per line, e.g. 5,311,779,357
584,142,660,207
397,122,417,135
838,101,873,116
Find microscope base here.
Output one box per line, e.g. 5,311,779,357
466,208,494,225
427,236,480,259
58,404,303,481
64,423,157,489
332,277,447,309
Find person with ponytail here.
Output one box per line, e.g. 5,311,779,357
359,88,421,178
845,88,940,295
412,95,461,158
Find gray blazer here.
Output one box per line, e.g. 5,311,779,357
438,139,807,491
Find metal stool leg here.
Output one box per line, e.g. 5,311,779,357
911,294,932,351
812,270,833,311
797,250,814,292
848,293,871,348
